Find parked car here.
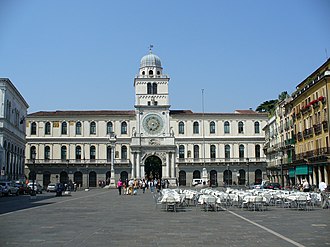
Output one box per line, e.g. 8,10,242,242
192,179,207,186
15,182,30,195
47,183,57,192
0,185,4,196
265,182,282,190
47,183,64,193
0,181,19,196
27,182,43,194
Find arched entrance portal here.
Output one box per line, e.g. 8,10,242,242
144,155,162,180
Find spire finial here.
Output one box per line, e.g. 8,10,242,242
149,44,153,53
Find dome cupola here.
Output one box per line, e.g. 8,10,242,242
140,50,162,68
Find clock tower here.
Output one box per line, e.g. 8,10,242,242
131,48,176,183
134,48,171,137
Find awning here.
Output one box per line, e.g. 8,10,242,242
289,168,295,178
295,165,312,175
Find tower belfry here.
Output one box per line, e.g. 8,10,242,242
134,49,170,108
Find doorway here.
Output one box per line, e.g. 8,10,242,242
144,155,162,180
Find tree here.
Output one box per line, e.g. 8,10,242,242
255,100,278,114
278,91,288,101
256,91,289,115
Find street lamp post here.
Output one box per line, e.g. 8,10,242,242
109,132,117,188
31,150,36,196
246,158,250,187
227,164,229,187
86,164,89,189
66,159,69,184
279,151,284,189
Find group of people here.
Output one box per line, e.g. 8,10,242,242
116,178,170,195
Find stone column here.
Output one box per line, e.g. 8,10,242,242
171,152,175,178
166,152,170,178
131,152,136,179
313,166,317,185
318,167,322,185
136,152,141,179
324,165,329,185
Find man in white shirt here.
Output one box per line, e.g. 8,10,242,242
319,181,327,192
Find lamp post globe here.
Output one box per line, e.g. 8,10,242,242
246,158,250,187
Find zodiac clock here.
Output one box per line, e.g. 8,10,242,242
142,113,164,135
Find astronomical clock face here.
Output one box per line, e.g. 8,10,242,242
143,113,164,135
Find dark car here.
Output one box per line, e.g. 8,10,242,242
15,182,30,195
266,182,282,190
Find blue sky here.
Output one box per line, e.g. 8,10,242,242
0,0,329,114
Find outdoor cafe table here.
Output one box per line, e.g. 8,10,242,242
198,195,219,211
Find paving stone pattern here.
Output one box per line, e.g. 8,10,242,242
1,188,330,247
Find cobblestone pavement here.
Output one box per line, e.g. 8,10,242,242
0,188,329,247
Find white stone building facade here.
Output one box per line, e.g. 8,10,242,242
0,78,29,181
25,51,268,188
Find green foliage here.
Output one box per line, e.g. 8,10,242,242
256,100,278,115
256,91,288,116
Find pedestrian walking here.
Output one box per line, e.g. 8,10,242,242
117,179,123,195
142,179,146,193
302,179,310,192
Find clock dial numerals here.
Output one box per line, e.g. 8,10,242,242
143,114,163,134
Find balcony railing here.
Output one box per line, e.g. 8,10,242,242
296,132,303,142
284,138,295,146
176,157,266,164
26,158,130,166
323,121,328,132
313,123,322,135
303,127,313,139
293,147,330,161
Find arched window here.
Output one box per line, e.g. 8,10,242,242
225,145,230,160
254,121,260,134
90,145,96,160
121,122,127,134
61,146,67,161
224,121,230,134
210,145,216,159
147,83,152,94
239,144,245,160
45,122,51,135
193,145,199,159
30,146,36,159
44,146,50,160
31,122,37,135
152,83,157,94
255,144,261,159
75,146,81,160
76,122,82,135
148,70,153,75
179,145,185,159
178,121,185,134
238,121,244,134
121,145,127,160
90,121,96,135
193,121,199,134
193,170,201,179
107,122,113,134
210,121,216,134
61,122,67,135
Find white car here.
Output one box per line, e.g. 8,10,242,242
46,183,57,192
0,181,19,196
192,179,206,186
